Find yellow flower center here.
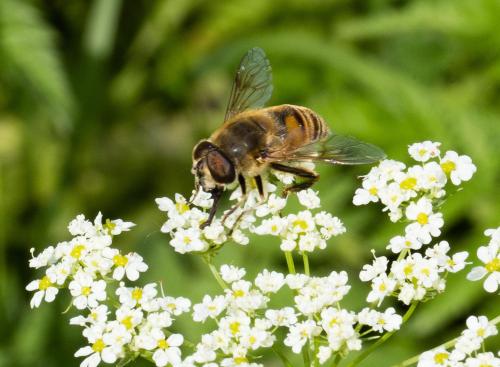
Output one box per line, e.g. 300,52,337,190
157,338,169,349
441,161,456,174
378,318,386,325
417,213,429,225
418,148,427,157
433,352,448,364
234,357,248,365
176,202,190,214
271,225,278,232
132,288,143,301
183,236,192,245
485,258,500,272
39,276,52,290
233,290,245,298
70,244,86,259
400,177,417,190
82,286,92,296
92,339,105,352
329,317,339,328
477,327,485,337
229,322,240,335
293,219,308,230
369,187,378,195
249,336,256,344
379,283,387,292
113,254,128,267
121,316,133,329
404,264,413,276
104,219,116,235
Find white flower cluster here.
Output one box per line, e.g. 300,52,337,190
187,265,280,367
26,213,140,308
361,241,468,305
353,141,476,225
157,184,345,254
72,283,190,367
26,213,190,367
467,227,500,293
418,315,499,367
186,266,403,366
354,143,476,306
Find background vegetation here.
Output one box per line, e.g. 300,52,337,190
0,0,499,366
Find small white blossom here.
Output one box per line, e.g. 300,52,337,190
440,151,476,186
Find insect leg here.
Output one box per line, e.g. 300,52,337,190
200,188,223,229
238,174,247,195
270,163,319,195
254,175,265,198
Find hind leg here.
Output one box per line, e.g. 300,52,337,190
270,163,319,196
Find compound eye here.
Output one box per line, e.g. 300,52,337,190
206,150,235,184
193,140,216,160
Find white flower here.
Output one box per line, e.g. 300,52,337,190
116,283,158,311
284,320,321,353
286,274,310,289
75,325,120,366
101,248,148,281
353,176,383,206
265,307,297,327
465,352,500,367
68,271,107,310
387,234,422,253
68,214,95,237
297,189,321,209
366,274,396,306
220,265,246,284
148,330,183,367
29,246,57,269
157,296,191,316
193,295,227,322
408,141,440,162
314,212,346,239
287,211,315,235
440,151,476,186
70,305,109,327
418,347,451,367
467,241,500,293
464,315,498,340
26,275,59,308
106,219,135,235
255,270,285,293
255,194,286,217
405,198,444,244
171,227,208,254
359,255,388,282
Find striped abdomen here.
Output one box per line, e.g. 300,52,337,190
267,104,330,149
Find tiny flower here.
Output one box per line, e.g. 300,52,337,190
75,325,120,366
102,248,148,281
387,234,422,254
418,347,451,367
467,241,500,293
68,271,107,310
255,270,285,293
265,307,297,327
408,141,441,162
149,330,184,367
26,274,59,308
296,189,321,209
405,198,444,244
220,265,246,283
193,295,227,322
284,320,321,354
359,256,388,282
440,151,476,186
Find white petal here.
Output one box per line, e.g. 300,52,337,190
75,346,94,357
30,291,44,308
26,280,39,291
483,273,499,293
101,347,118,363
167,333,184,347
467,267,487,281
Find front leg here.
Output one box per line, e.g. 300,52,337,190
270,163,319,196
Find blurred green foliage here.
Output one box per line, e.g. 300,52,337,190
0,0,499,366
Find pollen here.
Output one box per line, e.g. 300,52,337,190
234,357,248,365
433,352,448,364
176,202,190,214
132,288,143,301
441,160,456,174
477,327,485,337
369,187,378,195
121,316,133,329
157,338,169,349
293,219,308,230
404,265,413,276
104,219,116,235
70,244,86,259
233,289,245,298
418,148,427,156
113,254,128,267
417,213,429,225
92,339,105,352
39,276,52,290
329,317,339,328
82,286,92,296
400,177,417,190
485,258,500,272
379,283,387,292
183,236,192,245
229,321,241,335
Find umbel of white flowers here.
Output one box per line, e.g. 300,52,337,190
25,141,500,367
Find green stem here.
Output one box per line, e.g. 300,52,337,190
303,252,310,276
285,251,296,274
345,302,418,367
303,341,311,367
391,313,500,367
273,346,294,367
329,354,341,367
202,255,228,290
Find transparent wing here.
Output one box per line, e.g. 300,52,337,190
269,134,386,165
224,47,273,121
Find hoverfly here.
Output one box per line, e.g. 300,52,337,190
192,47,385,227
